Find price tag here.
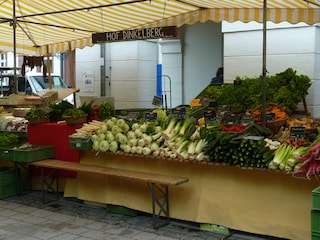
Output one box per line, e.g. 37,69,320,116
172,107,186,119
204,110,216,122
217,105,230,111
152,96,162,106
144,112,157,122
290,126,306,139
200,98,210,107
126,112,139,121
241,116,255,126
222,112,241,124
234,79,241,85
265,112,275,122
243,136,264,141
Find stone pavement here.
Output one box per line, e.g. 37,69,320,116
0,191,284,240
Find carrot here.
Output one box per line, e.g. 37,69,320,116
198,117,205,126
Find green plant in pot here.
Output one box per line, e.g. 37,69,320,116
25,106,50,125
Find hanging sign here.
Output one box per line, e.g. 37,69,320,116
152,96,162,107
92,26,178,43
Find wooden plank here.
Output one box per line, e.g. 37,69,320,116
31,159,189,186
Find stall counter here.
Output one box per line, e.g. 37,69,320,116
63,151,318,240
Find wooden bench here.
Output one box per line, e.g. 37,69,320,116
31,159,189,229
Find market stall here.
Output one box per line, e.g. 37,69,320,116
0,66,317,239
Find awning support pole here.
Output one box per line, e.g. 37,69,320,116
13,0,18,93
261,0,267,127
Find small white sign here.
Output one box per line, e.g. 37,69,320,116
82,71,94,92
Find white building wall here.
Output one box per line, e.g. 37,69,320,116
109,41,158,109
76,41,158,109
223,21,320,117
75,44,103,106
159,40,182,109
182,22,223,103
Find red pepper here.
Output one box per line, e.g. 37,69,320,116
221,124,245,132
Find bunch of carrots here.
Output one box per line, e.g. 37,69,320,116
251,103,287,122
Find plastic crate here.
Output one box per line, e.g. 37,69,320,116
0,167,16,182
69,136,92,150
0,147,13,161
106,204,138,217
0,180,18,199
12,145,55,162
200,223,229,234
311,210,320,233
312,186,320,210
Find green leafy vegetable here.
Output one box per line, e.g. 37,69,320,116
98,101,112,121
0,132,20,146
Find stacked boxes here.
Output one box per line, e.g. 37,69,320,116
312,186,320,239
0,167,18,199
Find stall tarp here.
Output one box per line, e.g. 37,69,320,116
0,0,319,55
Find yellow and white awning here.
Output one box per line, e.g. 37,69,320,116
0,0,319,55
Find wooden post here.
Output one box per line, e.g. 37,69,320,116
69,42,76,106
46,45,52,89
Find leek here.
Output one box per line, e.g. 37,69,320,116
292,146,309,159
179,117,195,136
162,118,178,139
268,144,290,168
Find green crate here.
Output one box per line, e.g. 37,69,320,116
106,204,138,217
0,180,18,199
312,186,320,210
312,231,320,240
200,223,229,234
12,145,55,162
0,147,13,161
311,210,320,233
69,136,92,150
0,167,16,183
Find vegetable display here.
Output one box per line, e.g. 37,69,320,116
66,68,318,180
69,110,320,180
0,132,21,146
206,68,311,113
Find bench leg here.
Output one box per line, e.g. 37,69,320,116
39,167,60,204
149,183,170,229
14,162,32,195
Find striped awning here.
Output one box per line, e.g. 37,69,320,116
0,0,319,55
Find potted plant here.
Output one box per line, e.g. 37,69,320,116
25,106,50,125
62,107,87,125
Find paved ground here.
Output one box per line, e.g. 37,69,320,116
0,191,286,240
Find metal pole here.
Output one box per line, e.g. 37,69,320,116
13,0,18,93
261,0,267,127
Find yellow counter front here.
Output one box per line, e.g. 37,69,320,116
63,150,318,240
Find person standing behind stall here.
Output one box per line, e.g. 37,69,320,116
211,67,223,84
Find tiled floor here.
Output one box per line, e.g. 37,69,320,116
0,191,286,240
